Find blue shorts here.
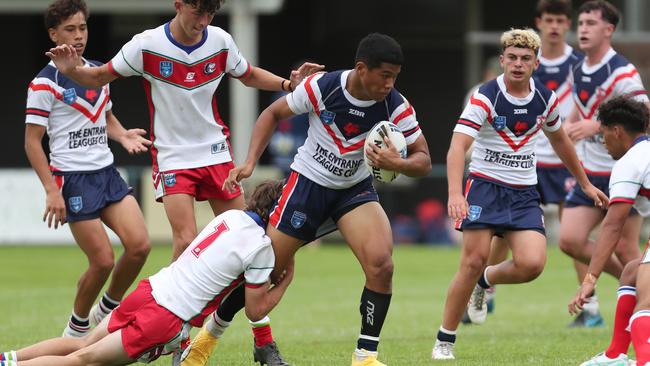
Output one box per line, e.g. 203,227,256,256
536,166,574,205
269,171,379,242
565,173,638,215
456,175,545,236
53,165,131,222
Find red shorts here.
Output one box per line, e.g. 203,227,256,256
108,279,187,361
153,162,242,202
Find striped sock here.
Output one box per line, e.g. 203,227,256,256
99,293,120,314
206,313,231,338
68,311,90,334
0,351,17,362
250,316,273,347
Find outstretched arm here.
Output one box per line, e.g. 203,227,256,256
105,110,151,155
46,44,117,88
238,62,324,91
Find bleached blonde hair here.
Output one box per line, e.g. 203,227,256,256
500,28,541,53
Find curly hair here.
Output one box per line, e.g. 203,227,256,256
598,96,649,134
182,0,226,15
245,180,284,226
44,0,88,30
501,28,541,54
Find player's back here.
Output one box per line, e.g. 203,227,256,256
610,139,650,217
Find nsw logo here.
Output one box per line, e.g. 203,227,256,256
63,88,77,105
320,110,336,125
164,173,176,187
68,196,83,213
160,61,173,78
468,205,482,221
290,211,307,229
493,116,506,131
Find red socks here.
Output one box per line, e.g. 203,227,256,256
631,311,650,365
252,324,274,347
605,287,636,358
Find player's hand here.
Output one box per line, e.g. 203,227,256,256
447,193,468,221
565,118,600,141
289,62,325,91
582,183,609,209
365,136,404,172
222,162,254,193
568,282,596,315
120,128,152,155
44,190,66,229
45,44,80,75
275,258,295,287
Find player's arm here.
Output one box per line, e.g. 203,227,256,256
46,44,117,88
446,132,474,220
545,127,608,208
569,202,631,314
244,261,294,321
365,134,432,177
105,110,151,155
238,63,324,92
223,98,296,192
24,124,66,229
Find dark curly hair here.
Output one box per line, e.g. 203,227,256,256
44,0,88,30
183,0,226,15
245,180,284,226
598,96,649,134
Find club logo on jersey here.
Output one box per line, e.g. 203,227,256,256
160,61,173,78
320,110,336,125
343,122,361,137
85,89,98,103
211,142,228,154
468,205,482,221
493,116,506,131
204,62,217,75
164,173,176,187
513,121,529,136
63,88,77,105
69,196,83,213
290,211,307,229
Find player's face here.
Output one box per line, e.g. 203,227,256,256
500,47,538,85
601,124,625,160
578,10,614,52
176,1,215,39
48,12,87,56
535,13,571,46
359,62,401,101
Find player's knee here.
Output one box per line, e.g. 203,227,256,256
462,254,488,278
557,235,577,256
364,254,394,283
516,258,545,281
174,229,196,251
620,259,640,286
89,251,115,274
124,235,151,263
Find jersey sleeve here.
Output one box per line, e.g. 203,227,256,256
25,80,54,127
612,65,649,103
388,94,421,145
541,92,561,132
243,241,274,287
108,34,144,78
286,72,325,116
609,157,642,204
224,33,251,79
453,90,490,138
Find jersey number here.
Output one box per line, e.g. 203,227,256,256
191,221,230,258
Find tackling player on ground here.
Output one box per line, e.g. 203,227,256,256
222,33,432,366
25,0,151,339
432,28,607,360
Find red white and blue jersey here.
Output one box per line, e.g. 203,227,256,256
286,70,422,189
609,138,650,218
534,44,583,165
25,60,113,172
456,74,560,186
149,210,273,326
571,48,648,173
108,23,251,173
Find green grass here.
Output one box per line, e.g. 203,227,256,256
0,244,624,365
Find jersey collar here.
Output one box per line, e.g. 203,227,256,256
244,211,265,228
164,21,208,55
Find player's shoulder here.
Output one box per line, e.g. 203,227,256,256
385,88,409,111
608,52,632,71
206,25,233,40
533,79,555,102
33,63,58,83
570,48,585,63
477,78,500,101
313,70,343,92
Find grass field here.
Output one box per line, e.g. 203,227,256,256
0,244,627,365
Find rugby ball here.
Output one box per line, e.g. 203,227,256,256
364,121,407,183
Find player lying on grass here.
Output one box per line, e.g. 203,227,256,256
0,181,293,366
568,97,650,366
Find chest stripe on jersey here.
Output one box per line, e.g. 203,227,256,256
577,69,639,119
29,83,109,123
142,49,229,90
304,74,365,154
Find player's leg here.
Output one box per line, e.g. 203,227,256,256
630,259,650,366
614,213,642,266
64,219,115,337
95,195,151,325
484,236,507,312
163,194,198,261
487,229,546,284
433,228,493,360
337,202,392,366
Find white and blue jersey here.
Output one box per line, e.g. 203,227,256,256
456,74,560,186
25,60,113,172
286,70,421,189
571,48,648,174
534,44,583,165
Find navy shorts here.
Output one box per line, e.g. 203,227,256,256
565,173,638,215
536,166,574,205
456,175,545,236
53,165,131,222
268,171,379,242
